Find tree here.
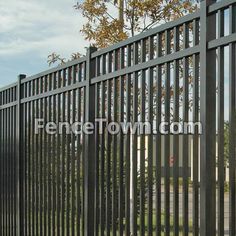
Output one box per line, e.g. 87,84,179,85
75,0,199,48
48,0,199,65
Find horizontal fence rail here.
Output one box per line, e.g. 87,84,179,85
0,0,236,235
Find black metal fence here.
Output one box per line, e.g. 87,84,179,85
0,0,236,235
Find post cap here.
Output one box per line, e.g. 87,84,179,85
18,74,26,80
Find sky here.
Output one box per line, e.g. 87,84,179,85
0,0,88,88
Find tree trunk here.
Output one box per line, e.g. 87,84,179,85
118,0,124,32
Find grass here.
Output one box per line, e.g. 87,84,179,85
28,211,193,235
136,212,193,235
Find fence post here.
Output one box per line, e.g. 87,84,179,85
16,74,26,236
84,46,97,236
200,1,216,236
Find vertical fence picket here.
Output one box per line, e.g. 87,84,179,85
112,76,118,236
106,79,112,236
229,5,236,236
6,93,9,236
182,57,189,236
66,77,71,236
56,79,61,236
3,103,6,236
100,80,105,236
217,9,225,236
35,89,39,236
140,39,146,236
39,79,43,236
51,75,56,236
43,83,48,236
76,87,81,236
192,19,200,236
131,42,138,236
147,36,154,236
119,75,124,236
71,79,76,236
200,1,217,236
125,66,131,236
0,93,2,235
94,76,100,236
155,34,162,236
173,25,180,236
84,47,97,236
17,75,26,235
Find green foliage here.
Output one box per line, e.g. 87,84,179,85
224,121,229,165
